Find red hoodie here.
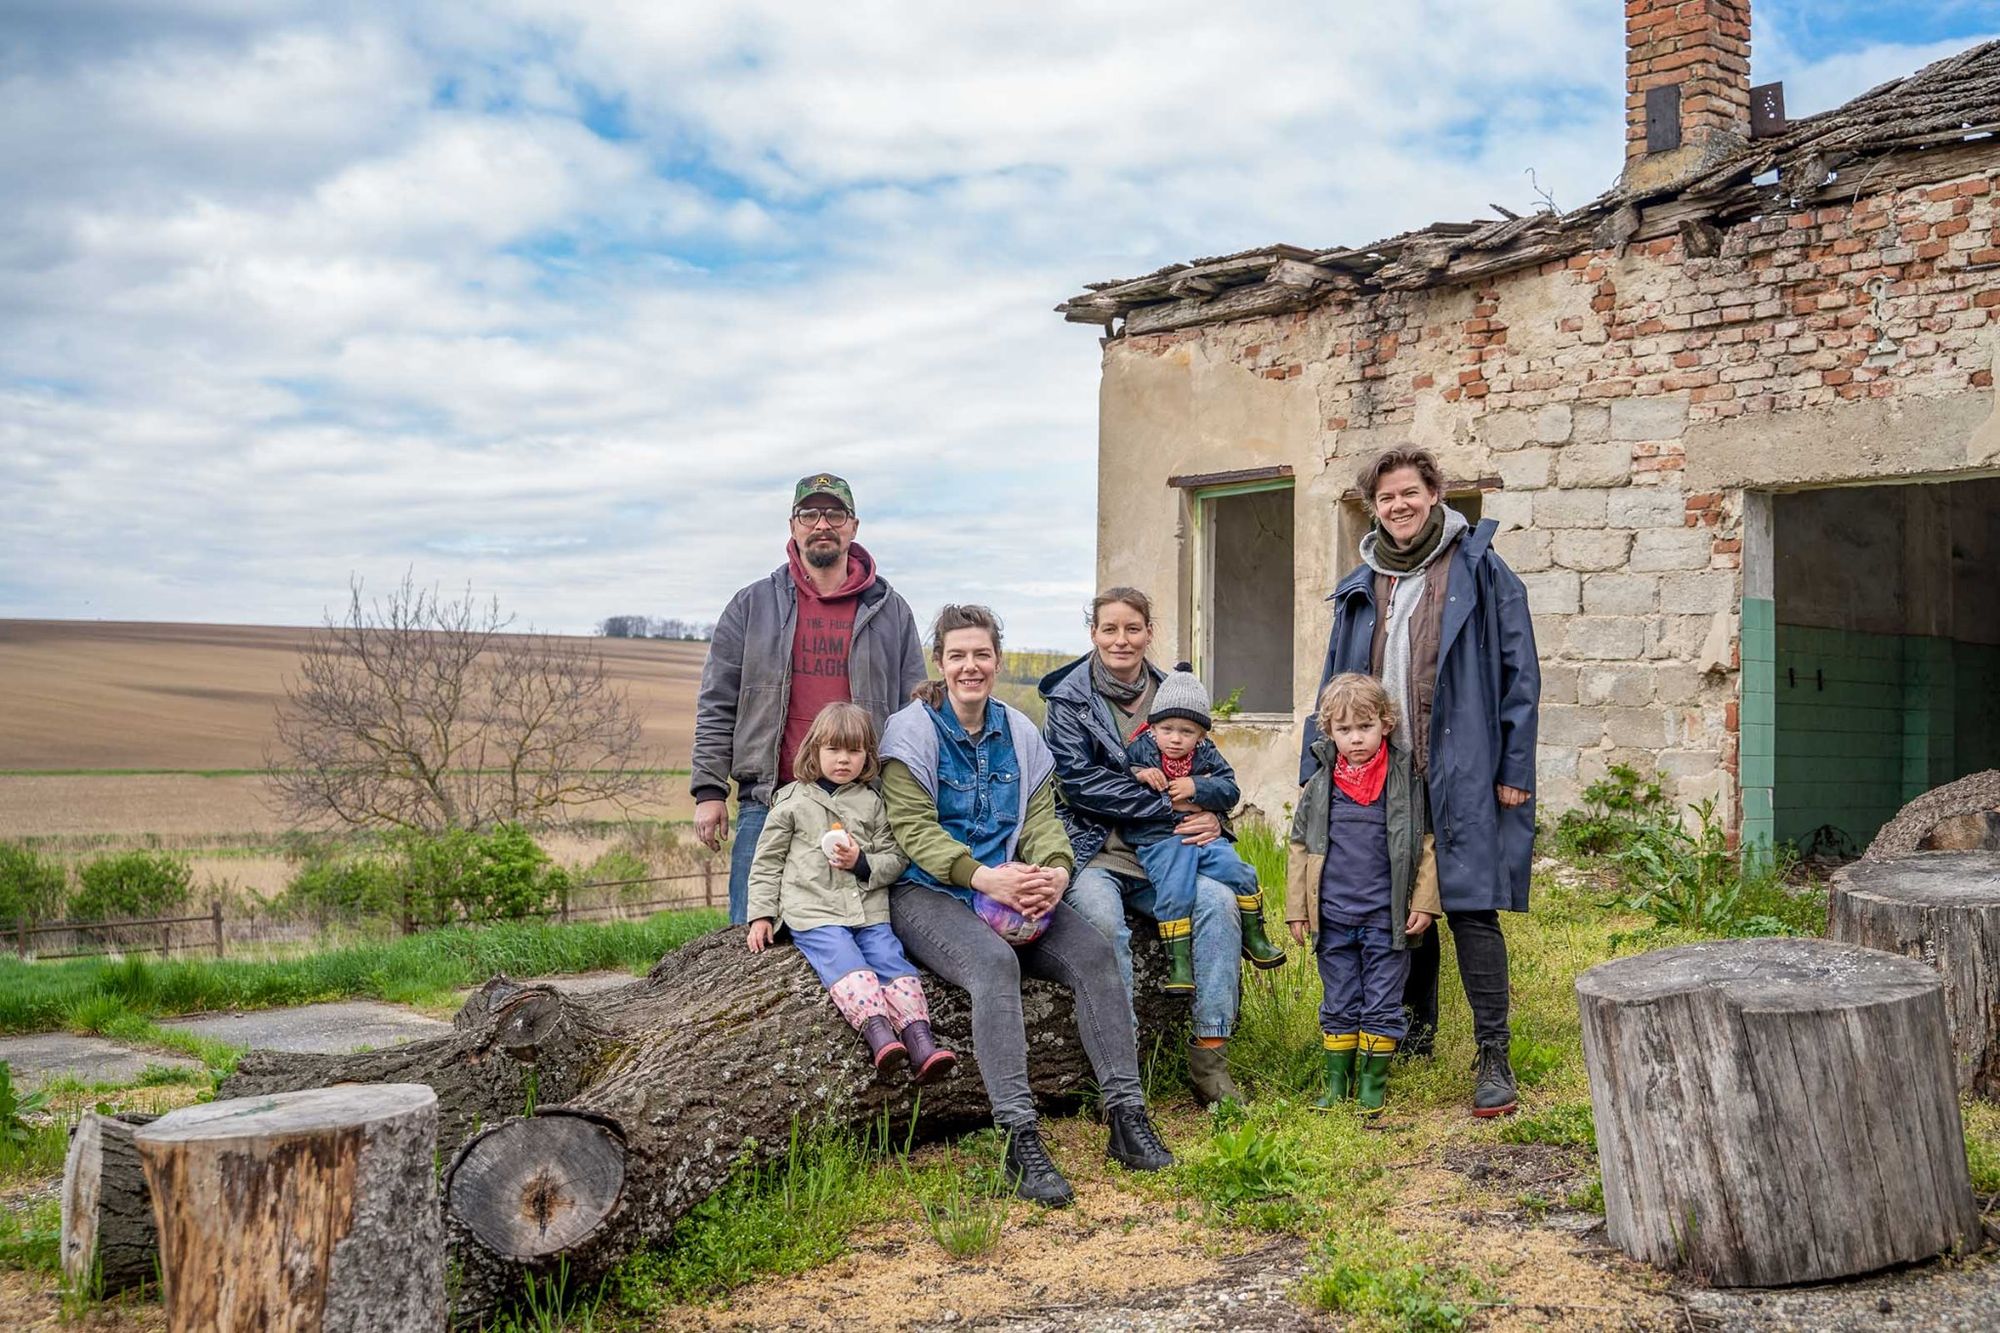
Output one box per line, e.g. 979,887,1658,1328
778,540,878,784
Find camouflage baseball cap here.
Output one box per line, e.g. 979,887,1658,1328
792,473,856,514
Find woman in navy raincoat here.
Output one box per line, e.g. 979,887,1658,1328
1303,446,1540,1116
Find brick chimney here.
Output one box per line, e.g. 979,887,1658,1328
1621,0,1752,192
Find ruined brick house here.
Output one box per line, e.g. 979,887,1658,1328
1057,0,2000,852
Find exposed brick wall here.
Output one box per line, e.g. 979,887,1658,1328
1104,159,2000,823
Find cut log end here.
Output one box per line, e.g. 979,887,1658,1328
1573,934,1945,1010
1868,769,2000,857
448,1114,625,1260
61,1112,158,1294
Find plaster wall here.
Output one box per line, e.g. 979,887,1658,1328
1093,155,2000,826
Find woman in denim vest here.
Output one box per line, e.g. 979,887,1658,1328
880,605,1174,1208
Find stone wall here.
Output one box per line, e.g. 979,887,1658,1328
1094,152,2000,826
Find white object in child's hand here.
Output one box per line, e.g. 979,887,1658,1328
820,829,856,861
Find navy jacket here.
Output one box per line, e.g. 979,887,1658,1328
1124,730,1242,838
1038,655,1175,868
1301,519,1540,913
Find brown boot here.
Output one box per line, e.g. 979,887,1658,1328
1187,1042,1245,1108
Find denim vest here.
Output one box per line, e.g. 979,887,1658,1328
903,700,1021,895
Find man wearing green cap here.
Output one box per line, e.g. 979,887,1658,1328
693,475,928,924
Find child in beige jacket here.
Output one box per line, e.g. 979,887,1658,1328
745,702,955,1082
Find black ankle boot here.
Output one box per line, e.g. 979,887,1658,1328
1003,1123,1074,1207
1105,1106,1174,1172
860,1015,907,1074
1471,1039,1518,1117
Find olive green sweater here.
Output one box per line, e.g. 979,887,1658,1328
880,760,1075,893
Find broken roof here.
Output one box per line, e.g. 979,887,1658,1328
1059,39,2000,336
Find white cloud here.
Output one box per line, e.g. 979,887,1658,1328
1,2,1990,649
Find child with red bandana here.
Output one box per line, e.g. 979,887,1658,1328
1285,674,1440,1113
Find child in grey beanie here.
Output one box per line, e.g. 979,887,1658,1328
1124,665,1287,994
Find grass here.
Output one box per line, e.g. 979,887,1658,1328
613,1120,903,1310
0,909,723,1036
0,1198,61,1276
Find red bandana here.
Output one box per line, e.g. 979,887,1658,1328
1333,746,1389,805
1159,750,1194,781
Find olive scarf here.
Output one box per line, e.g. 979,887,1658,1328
1368,505,1447,573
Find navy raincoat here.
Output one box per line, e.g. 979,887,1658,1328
1301,518,1541,913
1038,655,1177,869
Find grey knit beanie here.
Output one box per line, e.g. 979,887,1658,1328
1148,663,1211,730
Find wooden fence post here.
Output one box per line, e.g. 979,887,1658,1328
702,861,715,909
15,919,26,960
162,924,172,959
211,901,224,958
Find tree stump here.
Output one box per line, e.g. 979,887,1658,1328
1830,849,2000,1098
61,1111,159,1294
1576,937,1980,1286
134,1084,443,1333
219,923,1186,1318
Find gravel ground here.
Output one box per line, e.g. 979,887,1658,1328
936,1240,1323,1332
155,999,451,1052
1679,1231,2000,1332
0,1033,200,1090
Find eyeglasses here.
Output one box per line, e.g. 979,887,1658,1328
791,506,853,528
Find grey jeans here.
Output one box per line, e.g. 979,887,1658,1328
888,882,1145,1129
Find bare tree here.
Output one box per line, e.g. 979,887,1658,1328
267,576,658,832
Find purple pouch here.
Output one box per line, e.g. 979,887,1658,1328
971,890,1050,946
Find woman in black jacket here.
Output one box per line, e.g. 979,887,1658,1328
1039,588,1257,1106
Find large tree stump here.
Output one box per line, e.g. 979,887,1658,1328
219,923,1184,1318
1576,938,1980,1287
1830,849,2000,1098
61,1111,159,1295
1868,769,2000,856
134,1084,443,1333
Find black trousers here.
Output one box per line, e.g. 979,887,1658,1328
1401,909,1511,1048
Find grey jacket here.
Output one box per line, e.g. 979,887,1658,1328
691,562,928,807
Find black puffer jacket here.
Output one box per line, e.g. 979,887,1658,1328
1037,655,1175,868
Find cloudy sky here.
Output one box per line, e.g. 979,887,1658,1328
4,2,1996,650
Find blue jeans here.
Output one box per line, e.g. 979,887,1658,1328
1317,920,1409,1041
1129,835,1260,923
1068,865,1242,1040
789,922,918,988
726,798,769,926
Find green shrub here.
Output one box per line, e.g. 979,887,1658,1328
1610,799,1808,938
1181,1119,1305,1213
69,851,192,920
281,856,401,920
1551,764,1674,860
0,842,66,925
394,825,571,926
1500,1101,1597,1150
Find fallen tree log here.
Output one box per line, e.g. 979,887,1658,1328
61,1111,159,1295
1829,849,2000,1098
220,922,1186,1318
1577,937,1980,1286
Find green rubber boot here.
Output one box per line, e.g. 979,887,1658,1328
1314,1044,1357,1111
1162,927,1195,994
1237,894,1288,970
1355,1044,1396,1113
